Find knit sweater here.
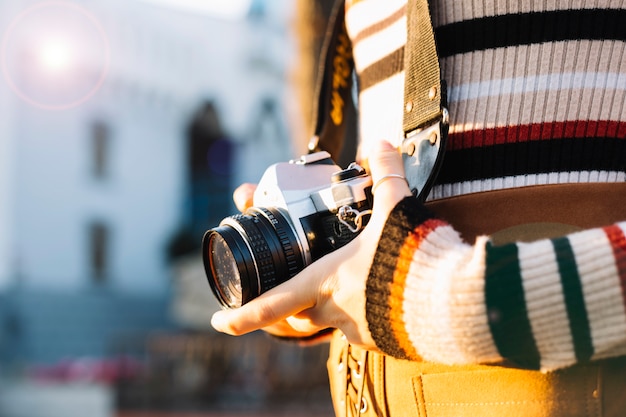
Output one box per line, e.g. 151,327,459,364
346,0,626,370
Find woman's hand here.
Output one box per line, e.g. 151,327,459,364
233,182,257,212
211,140,412,350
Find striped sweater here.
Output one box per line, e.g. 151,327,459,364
346,0,626,370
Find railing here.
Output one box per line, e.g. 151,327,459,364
115,330,334,415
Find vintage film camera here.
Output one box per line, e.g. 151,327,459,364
202,151,373,309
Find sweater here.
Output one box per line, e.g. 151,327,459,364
346,0,626,370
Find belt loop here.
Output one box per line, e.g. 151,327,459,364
332,332,375,416
339,334,349,417
346,342,369,416
342,339,370,416
354,351,368,416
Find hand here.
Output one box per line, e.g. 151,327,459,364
211,141,412,350
233,182,257,212
232,179,315,340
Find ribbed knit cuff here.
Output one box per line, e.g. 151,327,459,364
366,197,435,359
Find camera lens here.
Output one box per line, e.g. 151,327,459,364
206,233,243,308
202,207,305,309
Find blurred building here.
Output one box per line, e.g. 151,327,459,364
0,0,297,366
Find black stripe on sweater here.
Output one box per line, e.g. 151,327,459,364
436,9,626,58
485,242,541,369
436,137,626,185
358,46,405,91
358,9,626,91
552,237,594,362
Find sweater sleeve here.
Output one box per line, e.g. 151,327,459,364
366,196,626,371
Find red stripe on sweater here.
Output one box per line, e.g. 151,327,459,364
391,218,447,359
603,225,626,310
449,120,626,150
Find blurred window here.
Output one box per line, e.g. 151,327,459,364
89,221,109,283
91,121,110,179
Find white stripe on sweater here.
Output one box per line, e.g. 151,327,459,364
356,73,405,161
351,17,406,72
345,0,406,38
441,41,626,84
431,0,621,26
449,72,626,109
404,226,501,364
518,239,576,369
428,172,626,200
569,226,626,360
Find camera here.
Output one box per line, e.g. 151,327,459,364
202,151,373,309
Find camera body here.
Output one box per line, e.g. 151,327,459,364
252,151,372,263
202,151,372,309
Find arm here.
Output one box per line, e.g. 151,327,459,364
368,196,626,370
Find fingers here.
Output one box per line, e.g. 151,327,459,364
368,140,412,214
211,264,323,336
261,320,324,339
233,183,257,212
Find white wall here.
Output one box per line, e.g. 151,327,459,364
0,74,16,291
0,1,23,290
0,0,297,294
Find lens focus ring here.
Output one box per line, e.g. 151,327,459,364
255,208,302,278
205,207,306,308
230,213,277,290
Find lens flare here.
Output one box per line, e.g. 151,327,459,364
1,1,110,110
37,38,74,73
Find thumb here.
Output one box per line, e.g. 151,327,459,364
369,140,412,212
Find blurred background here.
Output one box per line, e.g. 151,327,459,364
0,0,339,416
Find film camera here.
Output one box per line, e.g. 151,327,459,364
202,151,373,309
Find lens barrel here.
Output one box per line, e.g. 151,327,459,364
202,207,304,309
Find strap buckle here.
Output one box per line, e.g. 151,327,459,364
336,205,372,233
401,107,449,201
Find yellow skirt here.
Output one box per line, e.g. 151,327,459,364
328,330,626,417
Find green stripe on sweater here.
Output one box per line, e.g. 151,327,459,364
552,236,594,362
485,241,541,369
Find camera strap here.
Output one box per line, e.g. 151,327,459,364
308,0,448,201
307,0,354,161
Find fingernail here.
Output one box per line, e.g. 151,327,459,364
211,312,225,331
374,140,394,152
